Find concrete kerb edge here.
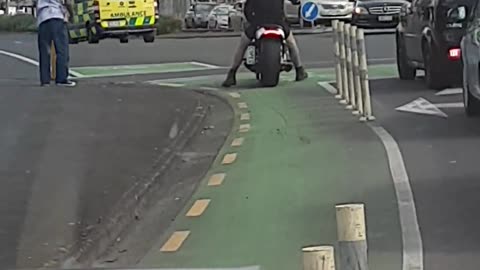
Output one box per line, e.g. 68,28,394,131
157,28,332,39
47,87,210,269
138,85,244,259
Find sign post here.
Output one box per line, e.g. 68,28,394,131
300,1,318,29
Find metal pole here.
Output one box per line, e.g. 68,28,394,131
302,246,336,270
332,20,341,98
356,29,375,121
344,23,355,110
336,204,369,270
350,25,362,116
338,21,348,104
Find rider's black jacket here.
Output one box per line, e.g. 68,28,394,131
244,0,300,25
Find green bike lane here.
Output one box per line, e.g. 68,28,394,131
139,73,402,270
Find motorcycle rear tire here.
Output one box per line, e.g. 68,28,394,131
259,38,281,87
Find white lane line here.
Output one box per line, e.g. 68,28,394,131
190,61,222,69
435,88,462,96
369,125,423,270
0,49,84,78
434,102,464,109
127,267,260,270
148,82,185,88
317,81,338,94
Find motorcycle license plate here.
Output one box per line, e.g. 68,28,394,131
245,46,256,65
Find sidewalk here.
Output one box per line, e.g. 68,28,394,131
140,78,402,270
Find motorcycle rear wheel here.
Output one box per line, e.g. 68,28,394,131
259,39,282,87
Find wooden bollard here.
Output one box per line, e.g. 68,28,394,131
302,246,335,270
50,41,56,81
336,204,369,270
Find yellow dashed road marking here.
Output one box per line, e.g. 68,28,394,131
231,137,244,147
238,102,248,109
240,113,250,121
229,92,241,98
186,199,211,217
160,231,190,252
239,124,251,133
208,173,226,186
222,153,237,164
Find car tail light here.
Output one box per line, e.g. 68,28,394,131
448,48,461,61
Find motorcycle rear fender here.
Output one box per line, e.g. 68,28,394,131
255,27,285,40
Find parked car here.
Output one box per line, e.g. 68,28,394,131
461,0,480,115
208,5,234,30
396,0,475,90
184,3,216,28
284,0,301,24
352,0,407,28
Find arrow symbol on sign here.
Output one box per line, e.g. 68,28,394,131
306,4,316,18
395,97,448,118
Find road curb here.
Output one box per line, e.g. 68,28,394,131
157,28,332,39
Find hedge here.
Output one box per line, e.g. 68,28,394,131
0,14,181,34
0,14,37,32
155,16,182,35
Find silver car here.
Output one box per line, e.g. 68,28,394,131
461,3,480,116
285,0,301,24
184,3,216,29
208,5,235,30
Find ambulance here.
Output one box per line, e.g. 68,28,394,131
68,0,159,44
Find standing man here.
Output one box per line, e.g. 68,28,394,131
36,0,76,86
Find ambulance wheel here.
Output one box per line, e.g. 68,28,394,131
69,36,78,44
120,36,129,43
143,32,155,43
87,27,99,44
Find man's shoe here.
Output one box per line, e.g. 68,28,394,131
295,66,308,81
222,70,237,87
56,80,77,87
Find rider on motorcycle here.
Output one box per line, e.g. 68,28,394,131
222,0,308,87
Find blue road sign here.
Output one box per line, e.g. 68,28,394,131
301,2,319,22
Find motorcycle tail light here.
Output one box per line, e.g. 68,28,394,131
448,48,461,61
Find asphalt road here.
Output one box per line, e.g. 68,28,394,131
370,78,480,270
0,32,395,69
3,29,479,270
0,54,232,269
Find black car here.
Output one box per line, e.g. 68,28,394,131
352,0,409,28
396,0,475,89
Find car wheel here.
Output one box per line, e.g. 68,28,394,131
396,32,415,80
423,44,447,90
143,31,155,43
87,25,99,44
185,19,191,29
464,78,480,116
120,36,129,43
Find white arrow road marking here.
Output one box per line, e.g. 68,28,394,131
435,88,462,96
434,102,464,109
305,4,316,18
396,97,448,118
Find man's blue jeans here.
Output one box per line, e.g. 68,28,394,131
37,18,70,85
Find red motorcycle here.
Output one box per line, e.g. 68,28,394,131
243,24,293,87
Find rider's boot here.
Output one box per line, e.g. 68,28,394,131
222,69,237,87
295,66,308,81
